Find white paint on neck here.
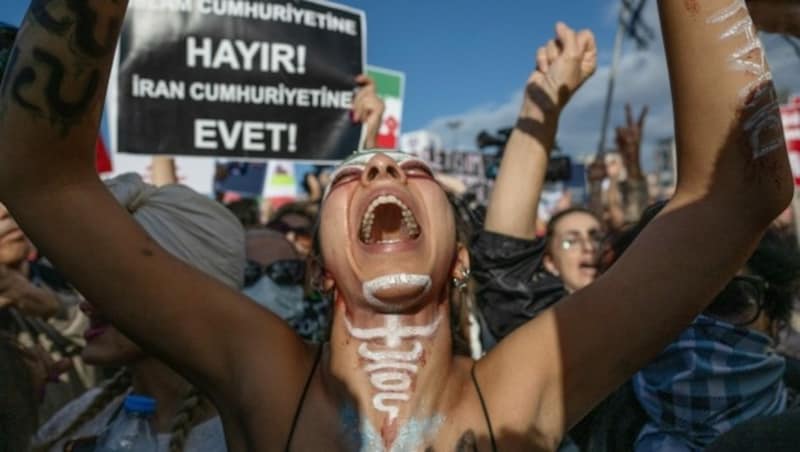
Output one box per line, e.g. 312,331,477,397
344,312,442,423
708,0,783,159
362,273,432,312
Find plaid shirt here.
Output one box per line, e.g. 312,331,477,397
633,314,787,452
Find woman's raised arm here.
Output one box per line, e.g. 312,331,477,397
480,0,793,447
484,23,597,240
0,0,310,419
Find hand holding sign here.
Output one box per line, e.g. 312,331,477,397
114,0,365,160
353,74,386,149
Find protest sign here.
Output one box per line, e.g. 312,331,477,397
263,160,299,198
108,0,365,161
367,66,405,149
412,149,489,201
216,161,268,197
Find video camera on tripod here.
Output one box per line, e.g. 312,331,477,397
477,128,572,182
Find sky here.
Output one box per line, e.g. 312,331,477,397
2,0,800,166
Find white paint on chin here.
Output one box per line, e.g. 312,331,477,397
362,273,432,312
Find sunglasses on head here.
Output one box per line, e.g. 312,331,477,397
244,259,305,287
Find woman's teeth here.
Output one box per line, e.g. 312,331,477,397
360,194,420,244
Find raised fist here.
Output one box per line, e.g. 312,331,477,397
521,22,597,118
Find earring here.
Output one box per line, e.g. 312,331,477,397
452,268,471,291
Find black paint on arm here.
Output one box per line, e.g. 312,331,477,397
66,0,122,58
34,47,99,118
30,0,73,35
2,0,122,133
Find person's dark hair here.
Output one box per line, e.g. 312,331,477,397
710,227,800,326
225,198,260,229
0,334,37,452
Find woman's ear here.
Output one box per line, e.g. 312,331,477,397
451,244,471,280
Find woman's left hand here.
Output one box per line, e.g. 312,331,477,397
352,74,386,149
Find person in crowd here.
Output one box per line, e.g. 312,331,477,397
471,58,618,347
266,201,318,259
632,233,799,452
0,3,793,451
587,104,650,232
542,208,603,294
472,204,603,349
33,173,244,451
243,228,330,343
576,202,800,452
472,104,643,346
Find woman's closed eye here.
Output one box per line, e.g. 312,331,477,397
401,161,434,179
329,167,363,189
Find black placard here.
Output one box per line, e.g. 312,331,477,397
112,0,365,161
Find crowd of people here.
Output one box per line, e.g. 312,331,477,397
2,0,800,451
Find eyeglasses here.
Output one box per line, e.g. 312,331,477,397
244,259,306,288
708,275,768,326
559,231,604,251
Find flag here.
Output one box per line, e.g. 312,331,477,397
95,135,113,174
367,66,405,150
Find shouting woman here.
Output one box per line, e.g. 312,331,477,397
0,0,792,450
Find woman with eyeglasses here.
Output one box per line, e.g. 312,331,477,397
471,204,603,350
574,202,800,452
542,208,604,294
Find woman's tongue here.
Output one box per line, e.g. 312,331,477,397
360,202,421,245
371,205,406,244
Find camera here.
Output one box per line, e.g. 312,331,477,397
477,128,572,182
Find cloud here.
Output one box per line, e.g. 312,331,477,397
416,2,800,172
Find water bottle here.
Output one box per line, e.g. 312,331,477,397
95,394,158,451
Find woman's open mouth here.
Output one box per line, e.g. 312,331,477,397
359,194,421,245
